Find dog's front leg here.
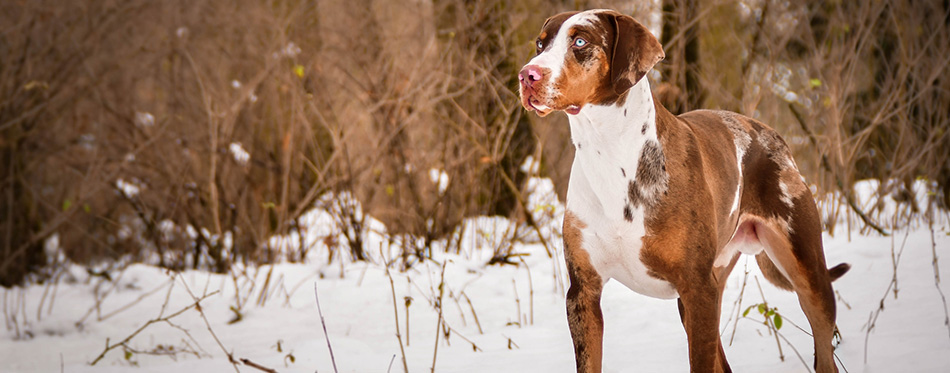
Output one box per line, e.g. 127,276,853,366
566,273,603,373
563,212,604,372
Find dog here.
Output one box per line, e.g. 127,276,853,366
517,9,849,373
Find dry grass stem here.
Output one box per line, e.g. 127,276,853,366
313,282,339,373
89,290,219,366
383,254,408,373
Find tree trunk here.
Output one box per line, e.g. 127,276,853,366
661,0,704,114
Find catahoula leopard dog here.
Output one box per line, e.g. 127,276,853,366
518,9,850,373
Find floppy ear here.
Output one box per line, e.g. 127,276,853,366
607,12,665,94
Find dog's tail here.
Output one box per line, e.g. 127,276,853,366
828,263,851,282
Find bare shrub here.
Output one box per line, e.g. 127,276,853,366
1,0,336,283
2,0,947,285
659,0,950,232
0,0,580,283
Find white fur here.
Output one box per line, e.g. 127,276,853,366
779,181,794,207
527,19,571,96
717,110,750,217
566,77,678,299
777,154,801,208
730,150,744,216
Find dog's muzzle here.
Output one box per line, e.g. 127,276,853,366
518,64,552,115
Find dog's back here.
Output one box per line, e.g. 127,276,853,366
518,9,848,373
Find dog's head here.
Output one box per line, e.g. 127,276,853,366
518,10,664,116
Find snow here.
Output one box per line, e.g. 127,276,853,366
3,179,949,373
428,169,449,195
230,142,250,166
134,112,154,128
115,178,142,198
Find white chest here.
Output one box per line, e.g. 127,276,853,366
563,81,678,299
567,161,678,299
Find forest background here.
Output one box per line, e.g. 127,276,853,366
2,0,948,285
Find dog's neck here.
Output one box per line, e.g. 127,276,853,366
566,78,660,220
568,78,658,157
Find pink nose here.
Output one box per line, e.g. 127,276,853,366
519,65,543,86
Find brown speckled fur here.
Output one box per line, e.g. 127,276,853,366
529,10,848,373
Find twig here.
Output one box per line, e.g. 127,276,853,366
511,279,522,327
36,269,57,321
864,227,910,363
256,265,276,306
835,290,852,310
384,254,409,373
282,270,320,307
387,354,396,373
461,292,483,334
518,257,534,325
929,219,950,341
406,294,412,346
47,270,62,318
450,291,467,328
754,277,784,361
736,311,814,373
788,103,889,236
314,282,339,373
89,290,219,365
769,321,812,373
728,260,751,345
4,289,22,338
464,137,554,258
177,276,240,373
430,260,448,373
442,324,483,352
834,351,851,373
503,334,520,349
122,342,202,359
99,279,174,321
241,358,278,373
77,267,128,325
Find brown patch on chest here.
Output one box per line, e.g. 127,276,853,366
626,140,669,213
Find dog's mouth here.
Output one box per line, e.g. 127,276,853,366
524,97,582,117
520,80,585,117
521,92,552,117
521,91,583,117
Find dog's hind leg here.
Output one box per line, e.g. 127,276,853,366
755,196,843,373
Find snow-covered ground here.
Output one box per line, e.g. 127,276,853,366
3,178,949,372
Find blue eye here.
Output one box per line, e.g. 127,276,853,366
573,38,587,48
536,40,543,49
